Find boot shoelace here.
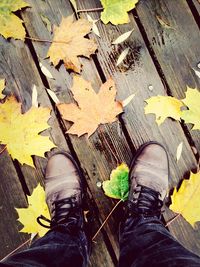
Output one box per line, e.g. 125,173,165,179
37,196,81,229
127,185,163,218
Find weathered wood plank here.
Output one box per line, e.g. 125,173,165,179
0,151,29,259
21,0,133,261
191,0,200,16
136,0,200,153
0,37,69,193
0,36,115,266
77,0,200,256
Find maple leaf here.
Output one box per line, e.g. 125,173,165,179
47,15,97,73
170,171,200,228
102,163,129,201
144,95,184,125
0,96,56,167
0,0,29,40
180,87,200,130
57,76,123,137
0,79,5,99
16,184,50,237
100,0,138,25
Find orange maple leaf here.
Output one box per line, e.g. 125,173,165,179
47,15,97,72
57,76,123,137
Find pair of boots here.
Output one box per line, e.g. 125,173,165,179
38,142,168,241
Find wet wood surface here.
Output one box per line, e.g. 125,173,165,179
0,0,199,264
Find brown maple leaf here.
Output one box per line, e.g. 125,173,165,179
47,15,97,72
57,76,123,137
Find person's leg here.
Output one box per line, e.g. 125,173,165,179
0,153,90,267
0,227,88,267
119,142,200,267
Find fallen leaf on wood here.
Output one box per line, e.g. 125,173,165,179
47,15,97,72
122,93,135,107
0,79,5,99
180,87,200,130
0,0,29,40
100,0,138,25
57,76,123,137
192,68,200,79
32,85,38,108
47,89,60,104
16,184,50,237
87,14,100,37
176,142,183,161
31,233,38,241
170,171,200,228
40,14,52,32
0,96,56,167
39,62,54,79
103,163,129,201
144,95,183,125
112,29,134,45
117,47,130,66
156,15,172,29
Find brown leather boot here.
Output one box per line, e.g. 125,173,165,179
37,152,84,231
127,141,169,219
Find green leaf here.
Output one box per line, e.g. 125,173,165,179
100,0,138,25
102,163,129,201
0,0,29,40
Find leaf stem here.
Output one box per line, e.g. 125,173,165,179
0,145,7,155
77,7,103,13
165,213,181,228
0,238,31,261
25,36,68,44
92,199,122,241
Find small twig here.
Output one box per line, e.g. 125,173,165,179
165,213,181,228
25,36,68,44
92,199,122,241
77,7,103,13
99,126,120,165
0,145,7,155
1,238,31,261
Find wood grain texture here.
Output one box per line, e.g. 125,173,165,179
77,0,200,256
136,0,200,153
0,36,69,194
0,151,29,259
191,0,200,15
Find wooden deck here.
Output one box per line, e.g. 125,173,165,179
0,0,200,265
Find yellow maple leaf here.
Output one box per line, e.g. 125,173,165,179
170,171,200,228
100,0,138,25
0,96,56,167
0,79,5,99
47,15,97,73
144,95,184,125
16,184,50,237
0,0,29,40
57,76,123,137
180,87,200,130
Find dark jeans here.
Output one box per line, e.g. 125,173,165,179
1,216,200,267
